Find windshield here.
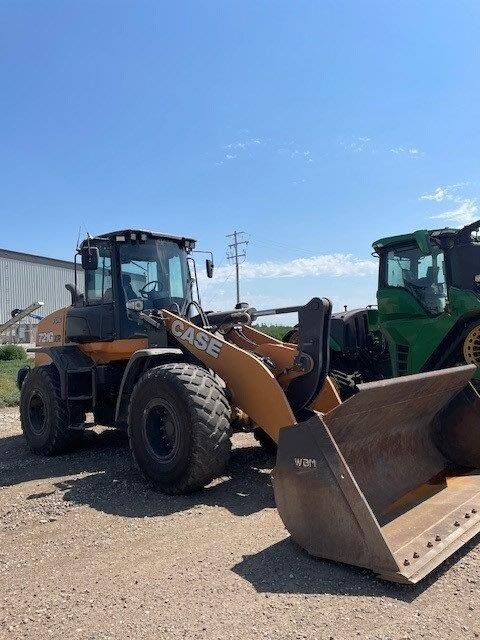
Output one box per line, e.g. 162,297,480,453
384,244,447,315
118,239,190,309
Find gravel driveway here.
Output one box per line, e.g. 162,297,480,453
1,407,479,639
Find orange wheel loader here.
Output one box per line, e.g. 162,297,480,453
17,228,480,584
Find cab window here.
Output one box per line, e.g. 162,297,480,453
384,245,447,314
118,239,188,305
84,241,113,305
168,256,184,298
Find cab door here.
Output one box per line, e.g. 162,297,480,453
377,244,452,375
66,239,115,343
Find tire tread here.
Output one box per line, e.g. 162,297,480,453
127,362,232,493
20,365,80,455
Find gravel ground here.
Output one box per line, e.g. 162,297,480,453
1,406,480,640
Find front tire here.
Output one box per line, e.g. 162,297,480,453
128,362,232,494
20,365,82,455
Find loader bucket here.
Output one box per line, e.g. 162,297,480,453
273,365,480,583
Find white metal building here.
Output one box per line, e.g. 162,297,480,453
0,248,83,343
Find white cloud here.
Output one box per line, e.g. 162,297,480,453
390,146,424,157
341,138,423,157
216,136,313,166
430,199,478,226
200,268,377,315
204,254,377,283
340,137,372,153
225,139,262,150
289,149,313,162
421,187,450,202
420,182,477,226
420,183,468,202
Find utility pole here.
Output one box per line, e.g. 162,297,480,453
226,230,249,306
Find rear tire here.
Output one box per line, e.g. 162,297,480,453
128,362,232,494
20,365,82,455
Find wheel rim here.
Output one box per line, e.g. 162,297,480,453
28,392,47,435
463,325,480,366
142,398,181,461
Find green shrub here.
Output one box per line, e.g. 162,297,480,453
0,344,28,361
0,359,27,407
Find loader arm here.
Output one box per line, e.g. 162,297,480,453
161,309,296,442
227,323,341,412
159,297,337,441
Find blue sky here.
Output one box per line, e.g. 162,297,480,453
1,1,479,314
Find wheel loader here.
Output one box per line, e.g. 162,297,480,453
17,228,480,584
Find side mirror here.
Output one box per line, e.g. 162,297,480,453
206,258,214,278
81,246,99,271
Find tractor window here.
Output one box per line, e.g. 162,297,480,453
385,245,447,315
84,241,113,305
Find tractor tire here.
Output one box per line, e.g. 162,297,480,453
20,365,82,455
128,362,232,494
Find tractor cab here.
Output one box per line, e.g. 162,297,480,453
374,231,448,318
372,220,480,376
67,229,210,344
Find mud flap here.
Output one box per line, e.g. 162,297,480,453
273,365,480,583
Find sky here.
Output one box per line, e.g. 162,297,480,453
1,1,479,316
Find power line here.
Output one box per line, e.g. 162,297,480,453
226,230,249,306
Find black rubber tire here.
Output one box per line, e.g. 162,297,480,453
127,362,232,494
20,365,82,455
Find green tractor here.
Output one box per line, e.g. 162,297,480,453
307,220,480,395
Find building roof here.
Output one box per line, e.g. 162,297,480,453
0,248,75,270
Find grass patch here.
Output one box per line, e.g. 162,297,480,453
254,324,293,341
0,358,28,407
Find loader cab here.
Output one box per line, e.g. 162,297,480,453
66,230,195,343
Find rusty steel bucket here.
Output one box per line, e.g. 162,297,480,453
273,365,480,583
